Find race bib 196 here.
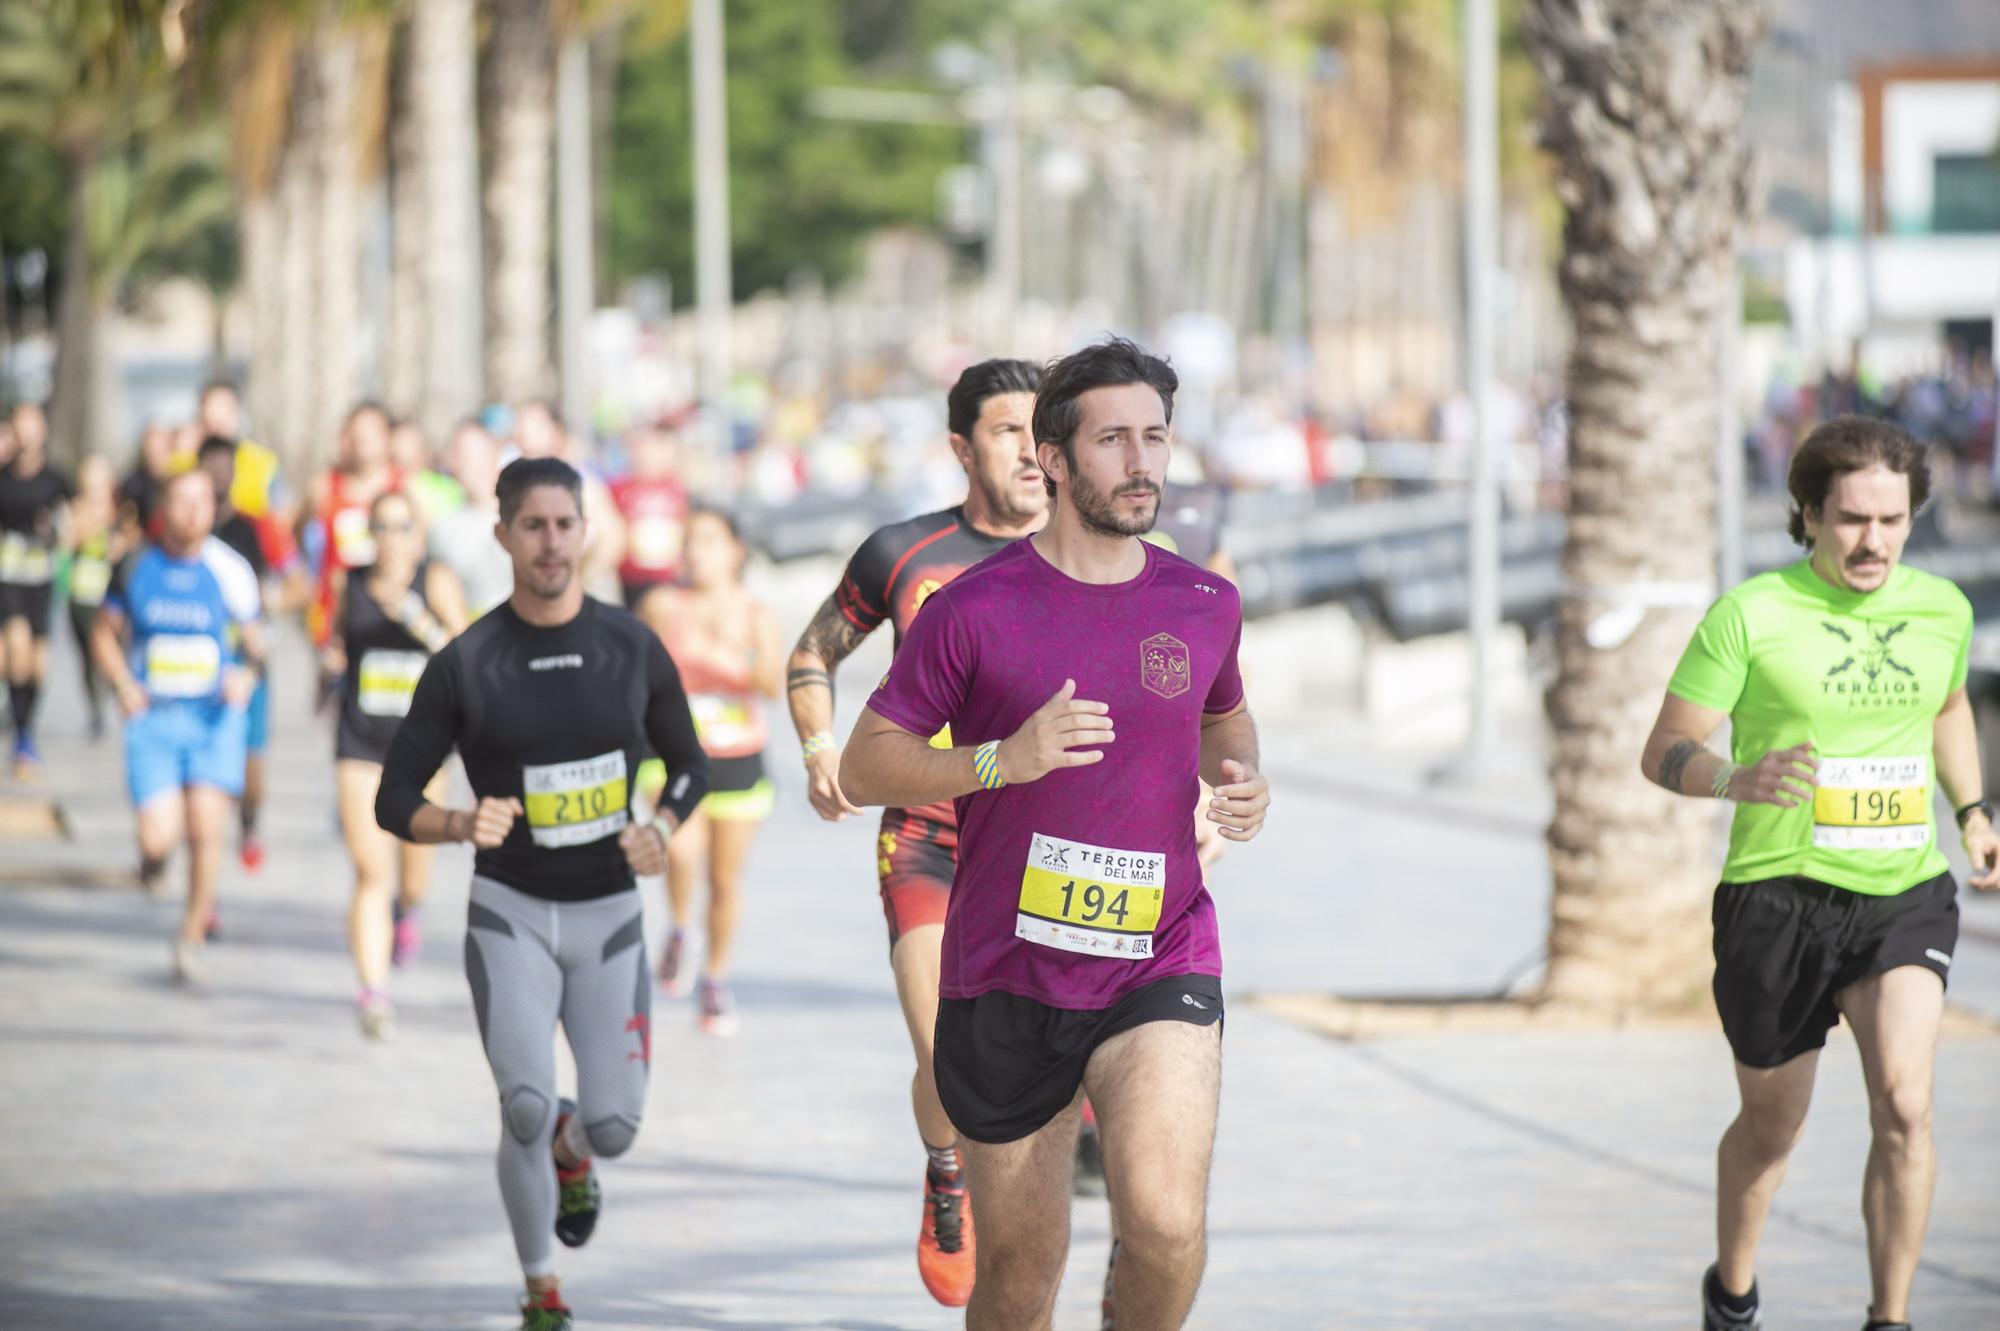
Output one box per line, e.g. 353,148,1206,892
1016,832,1165,959
356,649,427,717
1812,755,1930,851
522,750,629,848
145,634,221,699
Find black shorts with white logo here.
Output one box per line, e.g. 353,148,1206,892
933,972,1223,1145
1711,871,1957,1069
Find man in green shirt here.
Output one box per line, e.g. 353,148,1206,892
1641,416,2000,1331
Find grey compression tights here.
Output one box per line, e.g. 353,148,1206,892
464,876,652,1278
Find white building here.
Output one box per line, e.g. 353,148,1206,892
1785,60,2000,376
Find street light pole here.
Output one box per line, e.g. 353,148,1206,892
690,0,733,444
1461,0,1501,762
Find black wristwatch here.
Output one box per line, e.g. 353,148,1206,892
1953,799,1991,829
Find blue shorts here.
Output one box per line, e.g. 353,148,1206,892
245,676,271,755
125,700,249,807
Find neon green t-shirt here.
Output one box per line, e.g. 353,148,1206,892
1668,559,1972,895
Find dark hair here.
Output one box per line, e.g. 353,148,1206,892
686,503,743,544
198,380,239,401
196,434,236,464
345,400,390,430
1786,415,1932,547
496,456,584,524
946,358,1041,439
1030,338,1177,497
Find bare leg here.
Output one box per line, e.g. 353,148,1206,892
1838,966,1946,1325
890,923,956,1151
1086,1021,1223,1331
135,794,186,870
182,786,233,946
336,760,395,992
1715,1051,1819,1296
960,1099,1083,1331
663,806,709,936
701,815,759,979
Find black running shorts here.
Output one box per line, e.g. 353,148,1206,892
0,582,53,637
1712,871,1957,1069
933,972,1223,1145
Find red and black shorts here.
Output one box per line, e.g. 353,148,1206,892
878,804,957,948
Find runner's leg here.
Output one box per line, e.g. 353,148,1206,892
959,1100,1083,1331
1086,1021,1222,1330
464,878,566,1290
556,894,651,1162
701,814,757,979
891,924,956,1150
336,759,395,993
182,785,233,947
664,805,708,941
1838,966,1945,1325
68,601,102,734
1715,1052,1818,1296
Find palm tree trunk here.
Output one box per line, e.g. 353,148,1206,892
384,18,424,419
413,0,479,443
482,0,555,404
1526,0,1768,1008
307,24,362,466
48,142,98,469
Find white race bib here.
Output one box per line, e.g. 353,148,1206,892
0,531,51,585
332,507,377,568
1812,755,1931,851
356,649,427,717
522,750,629,848
1016,832,1166,959
69,557,112,606
145,634,222,699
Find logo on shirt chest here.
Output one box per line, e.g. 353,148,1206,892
1140,632,1191,700
1820,620,1922,710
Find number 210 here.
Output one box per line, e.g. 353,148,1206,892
1058,879,1131,926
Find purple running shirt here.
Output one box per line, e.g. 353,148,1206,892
867,538,1245,1010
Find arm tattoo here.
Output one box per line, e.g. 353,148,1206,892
1654,740,1702,795
787,667,832,695
795,595,870,673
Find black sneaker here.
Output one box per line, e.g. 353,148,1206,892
1861,1320,1913,1331
552,1098,600,1249
1074,1113,1106,1198
1702,1264,1760,1330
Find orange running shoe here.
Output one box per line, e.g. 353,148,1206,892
917,1168,976,1307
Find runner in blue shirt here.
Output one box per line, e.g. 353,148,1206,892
91,468,265,985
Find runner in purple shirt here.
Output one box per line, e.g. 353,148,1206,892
841,338,1271,1330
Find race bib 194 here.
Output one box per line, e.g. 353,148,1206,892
356,649,427,717
1812,755,1930,851
522,750,629,848
1016,832,1165,959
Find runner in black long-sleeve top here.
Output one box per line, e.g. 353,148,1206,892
376,457,708,1331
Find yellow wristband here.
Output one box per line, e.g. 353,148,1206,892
973,740,1006,790
801,732,836,762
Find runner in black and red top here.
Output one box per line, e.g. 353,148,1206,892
785,358,1043,1310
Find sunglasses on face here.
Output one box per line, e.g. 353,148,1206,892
371,520,416,536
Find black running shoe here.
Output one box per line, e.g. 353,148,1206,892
1861,1320,1913,1331
552,1098,600,1249
1702,1264,1760,1330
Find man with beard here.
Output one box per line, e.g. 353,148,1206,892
840,339,1271,1331
784,358,1043,1308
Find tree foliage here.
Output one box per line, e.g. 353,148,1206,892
607,1,962,301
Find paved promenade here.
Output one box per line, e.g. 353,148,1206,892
3,621,1998,1329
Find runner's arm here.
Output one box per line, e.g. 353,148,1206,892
839,707,990,807
89,604,144,709
1640,695,1733,796
424,561,471,638
376,650,467,843
641,635,712,831
786,590,870,740
1199,703,1269,843
1937,687,2000,890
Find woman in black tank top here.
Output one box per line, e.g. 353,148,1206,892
324,489,468,1038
